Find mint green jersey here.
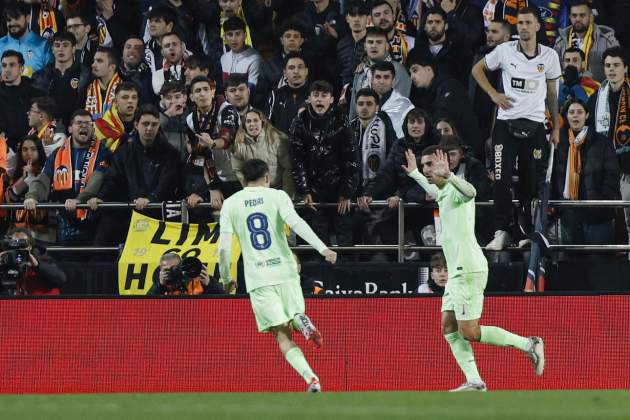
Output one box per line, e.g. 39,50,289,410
220,187,322,292
409,170,488,277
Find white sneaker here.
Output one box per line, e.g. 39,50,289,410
526,337,545,376
307,378,321,393
449,381,487,392
486,230,511,251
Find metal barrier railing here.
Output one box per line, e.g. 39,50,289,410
2,200,630,261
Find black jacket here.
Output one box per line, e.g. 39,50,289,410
366,114,440,201
423,75,483,159
350,112,397,195
97,132,181,203
553,127,621,223
32,61,90,126
289,105,357,201
266,83,309,134
446,1,484,50
410,34,473,86
337,33,366,86
0,77,43,149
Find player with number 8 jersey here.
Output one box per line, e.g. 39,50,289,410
219,159,337,392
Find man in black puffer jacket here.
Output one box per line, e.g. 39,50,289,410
88,105,181,247
289,80,357,247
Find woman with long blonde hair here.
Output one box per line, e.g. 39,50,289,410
232,108,295,197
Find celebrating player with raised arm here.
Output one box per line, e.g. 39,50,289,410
218,159,337,393
402,147,545,392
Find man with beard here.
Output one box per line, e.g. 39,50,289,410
349,27,411,121
289,80,357,249
151,32,190,96
119,36,153,105
554,0,619,83
85,47,122,120
370,61,414,139
370,0,414,64
266,52,310,135
0,50,43,149
470,18,512,144
32,31,90,127
95,82,139,153
24,110,109,250
472,6,561,251
0,2,52,77
411,7,472,86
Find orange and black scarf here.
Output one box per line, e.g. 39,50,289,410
53,137,101,220
564,127,588,200
37,2,57,40
594,80,630,152
28,121,56,142
503,0,529,25
85,73,121,118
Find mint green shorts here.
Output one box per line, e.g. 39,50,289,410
249,282,305,333
441,271,488,321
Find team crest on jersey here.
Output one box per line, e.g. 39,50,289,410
533,149,542,160
537,63,545,73
70,78,79,89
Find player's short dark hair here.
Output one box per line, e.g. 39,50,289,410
115,81,139,96
564,47,586,61
283,51,307,69
225,73,249,90
365,26,388,40
430,252,447,269
223,17,246,33
517,6,541,22
309,80,334,95
371,0,394,14
355,88,379,104
424,7,447,23
602,46,628,67
1,49,24,65
371,60,396,77
4,2,29,19
190,75,216,92
147,6,176,24
51,31,77,46
421,145,446,156
346,0,370,16
135,104,160,122
160,80,186,96
242,159,269,183
31,96,57,119
569,0,591,12
96,46,119,67
70,109,92,123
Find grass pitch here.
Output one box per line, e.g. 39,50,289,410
1,390,628,420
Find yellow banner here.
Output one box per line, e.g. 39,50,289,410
117,211,240,295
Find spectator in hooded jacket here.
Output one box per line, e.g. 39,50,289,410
289,80,357,248
554,0,619,82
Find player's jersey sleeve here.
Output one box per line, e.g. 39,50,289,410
276,190,328,254
408,168,440,197
546,50,562,80
484,43,504,72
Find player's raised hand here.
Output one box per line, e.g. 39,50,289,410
322,249,337,264
433,149,452,179
401,149,417,174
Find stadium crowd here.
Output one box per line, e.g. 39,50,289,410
0,0,628,264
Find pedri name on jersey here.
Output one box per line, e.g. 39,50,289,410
510,77,540,94
245,197,264,207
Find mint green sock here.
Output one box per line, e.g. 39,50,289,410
480,326,529,351
284,347,317,384
444,332,482,382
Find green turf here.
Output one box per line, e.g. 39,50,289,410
1,391,629,420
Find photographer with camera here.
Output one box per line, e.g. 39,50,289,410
0,228,66,295
148,253,223,296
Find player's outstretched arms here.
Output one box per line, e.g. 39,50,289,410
402,149,440,197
